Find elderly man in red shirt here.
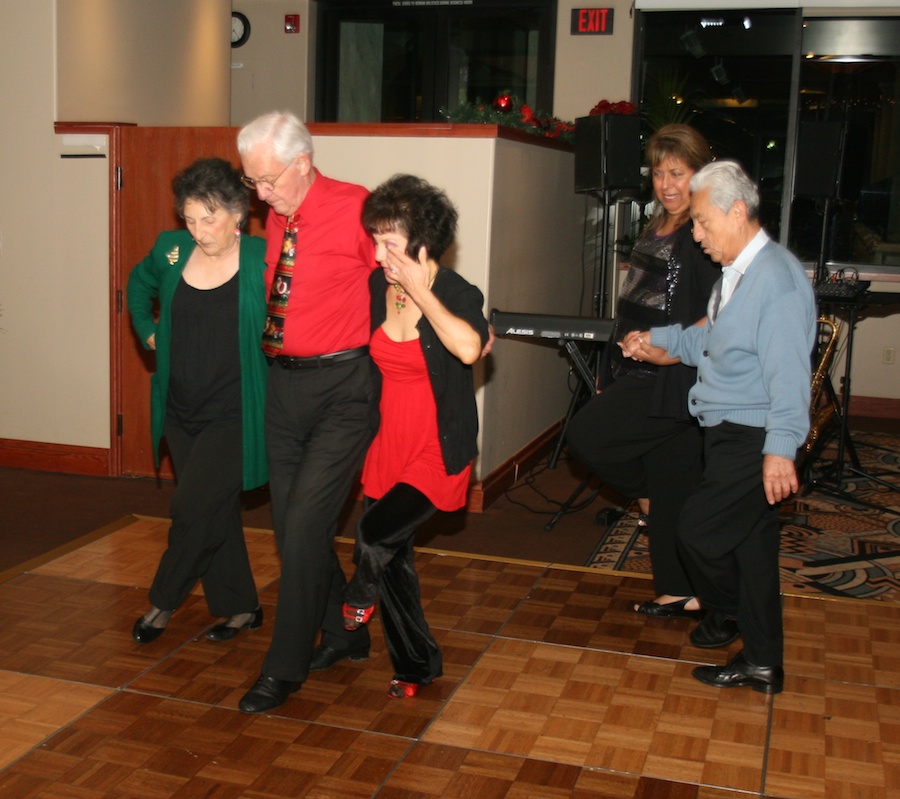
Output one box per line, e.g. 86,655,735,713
236,111,378,713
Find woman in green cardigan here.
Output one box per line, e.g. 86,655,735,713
127,158,268,644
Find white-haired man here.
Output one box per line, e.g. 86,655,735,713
235,111,378,713
622,160,816,694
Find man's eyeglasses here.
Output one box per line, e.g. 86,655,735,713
241,161,291,191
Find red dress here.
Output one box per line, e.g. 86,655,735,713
361,326,471,511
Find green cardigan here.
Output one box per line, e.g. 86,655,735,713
127,229,269,490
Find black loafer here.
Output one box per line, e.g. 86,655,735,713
206,607,263,641
238,675,300,713
309,643,370,672
692,650,784,694
634,597,704,621
689,611,740,649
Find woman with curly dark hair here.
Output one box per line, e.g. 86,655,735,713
127,157,268,645
341,174,490,699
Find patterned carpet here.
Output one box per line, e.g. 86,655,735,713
586,431,900,602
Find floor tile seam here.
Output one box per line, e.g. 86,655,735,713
759,692,778,799
0,680,124,779
412,566,557,745
0,514,142,586
370,738,421,798
118,684,429,746
484,632,733,669
411,740,765,796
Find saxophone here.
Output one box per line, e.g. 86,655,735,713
800,317,841,460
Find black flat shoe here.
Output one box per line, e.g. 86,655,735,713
634,597,703,620
309,643,370,672
132,607,171,644
689,611,740,649
692,650,784,694
238,675,300,714
206,607,263,641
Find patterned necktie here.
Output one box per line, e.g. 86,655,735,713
261,219,297,358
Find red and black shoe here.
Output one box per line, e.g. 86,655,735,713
387,679,421,699
342,602,375,631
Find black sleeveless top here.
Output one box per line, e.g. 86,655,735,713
167,271,241,427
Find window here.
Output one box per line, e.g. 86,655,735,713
638,11,900,269
638,9,797,238
316,0,556,123
791,18,900,268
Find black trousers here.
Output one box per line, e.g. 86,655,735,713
262,356,377,683
346,483,442,685
678,422,783,667
566,375,703,597
149,415,258,617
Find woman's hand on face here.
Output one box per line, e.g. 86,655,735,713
384,243,432,294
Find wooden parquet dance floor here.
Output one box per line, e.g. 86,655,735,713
1,515,898,798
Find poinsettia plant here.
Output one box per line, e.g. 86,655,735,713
588,99,638,116
441,91,576,143
441,92,638,143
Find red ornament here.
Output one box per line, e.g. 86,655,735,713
493,93,514,113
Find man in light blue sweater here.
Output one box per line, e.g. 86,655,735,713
622,160,816,694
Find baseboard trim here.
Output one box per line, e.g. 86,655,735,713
0,438,111,476
850,396,900,419
467,422,563,513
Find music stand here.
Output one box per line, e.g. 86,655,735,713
806,291,900,515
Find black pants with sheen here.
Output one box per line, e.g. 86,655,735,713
262,356,378,684
346,483,442,685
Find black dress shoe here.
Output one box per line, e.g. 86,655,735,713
238,675,300,713
634,596,704,621
132,608,171,644
692,650,784,694
309,643,370,672
206,607,263,641
689,611,740,649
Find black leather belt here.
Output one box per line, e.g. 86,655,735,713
272,346,369,370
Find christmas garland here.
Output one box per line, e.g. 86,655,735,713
441,93,637,144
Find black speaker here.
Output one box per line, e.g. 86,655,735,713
574,113,642,193
795,121,843,199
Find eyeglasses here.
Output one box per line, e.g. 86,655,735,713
240,160,292,191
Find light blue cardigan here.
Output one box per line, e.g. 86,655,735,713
651,239,816,460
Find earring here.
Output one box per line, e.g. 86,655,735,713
234,227,242,238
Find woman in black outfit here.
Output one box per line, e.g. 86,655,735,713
127,158,268,643
566,125,719,618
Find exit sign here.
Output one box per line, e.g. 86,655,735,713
571,8,614,35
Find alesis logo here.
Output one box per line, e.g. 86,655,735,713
503,326,535,337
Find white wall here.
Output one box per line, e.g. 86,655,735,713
553,0,636,123
230,0,315,126
56,0,231,125
308,133,585,477
0,1,110,447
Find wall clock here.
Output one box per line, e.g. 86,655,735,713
231,12,251,48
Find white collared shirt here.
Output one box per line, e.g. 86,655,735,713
708,228,769,322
